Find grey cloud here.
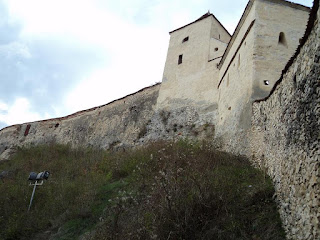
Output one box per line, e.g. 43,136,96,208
0,39,108,114
0,1,110,120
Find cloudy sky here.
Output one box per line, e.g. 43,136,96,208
0,0,313,129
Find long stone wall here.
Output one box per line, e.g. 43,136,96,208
250,1,320,239
0,84,161,159
0,82,216,160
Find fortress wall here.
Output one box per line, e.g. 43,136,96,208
218,0,255,81
215,2,256,154
250,2,320,238
0,84,161,160
209,38,228,61
157,16,229,112
252,0,309,100
209,16,231,43
216,0,309,155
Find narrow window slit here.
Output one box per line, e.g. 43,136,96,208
178,54,183,64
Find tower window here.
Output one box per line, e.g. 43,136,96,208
278,32,287,47
178,54,183,64
182,36,189,43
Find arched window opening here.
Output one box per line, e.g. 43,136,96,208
278,32,287,47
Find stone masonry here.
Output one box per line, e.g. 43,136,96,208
250,1,320,239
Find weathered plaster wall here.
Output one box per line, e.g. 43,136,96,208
216,0,309,155
209,38,228,61
252,0,309,100
0,84,161,159
250,2,320,239
157,15,230,114
216,0,256,154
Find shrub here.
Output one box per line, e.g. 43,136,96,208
0,141,285,240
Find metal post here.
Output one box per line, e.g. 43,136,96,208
28,180,38,212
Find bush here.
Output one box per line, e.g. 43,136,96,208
0,141,285,240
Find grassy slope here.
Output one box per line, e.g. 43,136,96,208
0,141,285,240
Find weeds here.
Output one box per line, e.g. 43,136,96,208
0,141,285,240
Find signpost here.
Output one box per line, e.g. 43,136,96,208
28,171,50,212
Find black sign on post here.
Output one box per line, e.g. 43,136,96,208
28,171,50,212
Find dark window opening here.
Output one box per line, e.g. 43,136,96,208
214,47,218,51
182,36,189,43
278,32,287,47
178,54,183,64
219,34,220,39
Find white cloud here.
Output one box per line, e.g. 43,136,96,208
5,0,130,49
0,41,31,59
60,6,169,113
0,101,8,111
0,98,46,125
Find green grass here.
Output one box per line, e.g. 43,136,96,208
0,141,285,240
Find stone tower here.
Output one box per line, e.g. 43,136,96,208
156,12,231,118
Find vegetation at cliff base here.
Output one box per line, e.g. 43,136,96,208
0,141,285,240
